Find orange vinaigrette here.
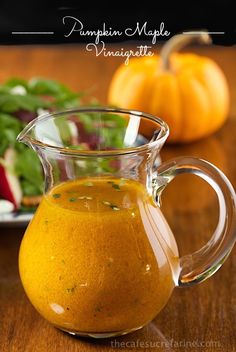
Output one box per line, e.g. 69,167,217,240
19,177,179,333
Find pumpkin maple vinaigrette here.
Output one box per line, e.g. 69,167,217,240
19,177,179,334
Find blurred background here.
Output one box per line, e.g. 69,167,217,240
0,3,236,350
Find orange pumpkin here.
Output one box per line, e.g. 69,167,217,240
108,33,229,143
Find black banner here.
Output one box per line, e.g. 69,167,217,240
0,1,235,45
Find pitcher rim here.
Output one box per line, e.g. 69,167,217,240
17,107,169,157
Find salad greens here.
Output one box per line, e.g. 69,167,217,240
0,77,128,210
78,112,127,149
0,113,22,156
15,148,44,196
0,77,81,111
0,77,82,200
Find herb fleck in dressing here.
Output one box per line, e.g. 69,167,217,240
19,176,177,334
102,200,120,211
66,285,77,293
49,178,131,212
69,197,77,202
112,184,120,191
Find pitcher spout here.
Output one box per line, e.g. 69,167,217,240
17,116,41,147
17,110,68,151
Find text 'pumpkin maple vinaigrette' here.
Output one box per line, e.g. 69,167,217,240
17,108,236,338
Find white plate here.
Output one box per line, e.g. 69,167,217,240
0,212,33,227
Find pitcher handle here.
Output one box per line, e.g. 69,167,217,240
154,156,236,287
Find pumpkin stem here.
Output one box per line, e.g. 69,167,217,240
160,32,212,70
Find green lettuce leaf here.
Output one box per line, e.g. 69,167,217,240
15,148,44,196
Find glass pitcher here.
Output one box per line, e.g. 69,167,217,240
17,107,236,338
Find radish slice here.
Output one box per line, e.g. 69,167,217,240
0,148,22,209
0,200,14,214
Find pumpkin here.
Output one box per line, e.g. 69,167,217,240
108,33,229,143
